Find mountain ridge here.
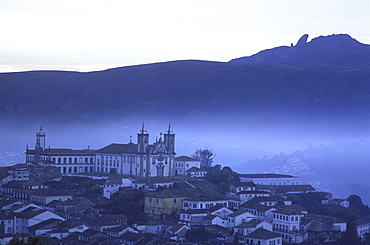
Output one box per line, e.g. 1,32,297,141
230,34,370,67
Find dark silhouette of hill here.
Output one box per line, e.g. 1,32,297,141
1,57,370,122
230,34,370,67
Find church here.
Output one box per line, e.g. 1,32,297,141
25,124,176,178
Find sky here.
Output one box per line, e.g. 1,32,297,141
0,0,369,73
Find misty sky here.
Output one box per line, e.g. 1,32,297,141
0,0,369,72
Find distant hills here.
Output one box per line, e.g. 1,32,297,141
1,33,370,162
1,34,370,121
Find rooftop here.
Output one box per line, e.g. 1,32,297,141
245,228,281,239
97,143,138,154
228,210,253,218
175,156,199,162
232,182,256,187
239,174,297,179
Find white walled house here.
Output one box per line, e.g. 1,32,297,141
203,214,228,228
332,198,350,208
179,209,209,226
356,215,370,240
229,182,257,193
174,156,200,176
183,196,229,210
228,210,256,228
239,174,303,186
272,209,302,243
131,177,174,191
13,207,65,234
244,228,282,245
233,219,273,237
0,213,15,234
186,167,207,177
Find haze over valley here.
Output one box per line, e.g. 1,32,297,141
1,34,370,204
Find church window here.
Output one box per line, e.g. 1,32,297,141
69,157,72,163
58,158,61,164
74,167,77,172
79,157,83,163
63,158,67,163
74,157,77,163
85,158,88,163
52,158,56,163
97,159,100,165
90,157,94,163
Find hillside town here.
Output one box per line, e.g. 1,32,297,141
0,126,369,245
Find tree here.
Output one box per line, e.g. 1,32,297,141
8,235,45,245
339,221,360,245
192,149,214,169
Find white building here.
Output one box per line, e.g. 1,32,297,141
272,209,302,242
183,196,229,210
244,228,282,245
174,156,200,176
186,167,207,177
25,125,176,178
228,210,256,228
239,174,303,186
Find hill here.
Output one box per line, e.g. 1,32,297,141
230,34,370,66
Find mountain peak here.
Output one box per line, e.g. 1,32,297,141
230,34,370,66
295,34,309,47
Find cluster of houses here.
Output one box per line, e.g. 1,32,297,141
0,127,368,244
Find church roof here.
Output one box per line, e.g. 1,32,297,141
97,143,138,154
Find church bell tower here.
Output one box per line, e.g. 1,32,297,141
164,124,175,155
137,123,149,154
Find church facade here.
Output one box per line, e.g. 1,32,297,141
25,125,176,178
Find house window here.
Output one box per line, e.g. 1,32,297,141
174,199,177,203
156,199,159,203
149,198,152,203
